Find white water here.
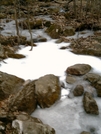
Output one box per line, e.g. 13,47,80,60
0,20,101,134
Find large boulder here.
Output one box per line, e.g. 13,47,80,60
35,74,61,108
83,92,99,115
0,71,25,101
9,80,37,114
66,64,91,76
12,112,55,134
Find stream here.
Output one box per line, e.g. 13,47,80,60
0,19,101,134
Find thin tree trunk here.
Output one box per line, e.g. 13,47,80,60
14,0,20,45
73,0,77,18
27,4,33,51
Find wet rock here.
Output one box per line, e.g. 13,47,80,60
83,92,99,115
66,75,76,84
9,80,37,114
35,74,61,108
66,64,91,76
46,23,62,39
0,71,25,101
80,131,91,134
73,85,84,96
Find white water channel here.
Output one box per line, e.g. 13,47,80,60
0,19,101,134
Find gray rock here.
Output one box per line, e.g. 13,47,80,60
83,92,99,115
35,74,61,108
66,64,91,76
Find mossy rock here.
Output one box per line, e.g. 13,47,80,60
63,26,75,36
46,23,62,39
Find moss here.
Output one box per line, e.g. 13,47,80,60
46,23,62,39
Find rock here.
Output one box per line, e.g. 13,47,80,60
19,18,44,29
0,71,25,101
15,112,43,124
0,35,27,46
93,80,101,97
9,80,37,114
7,53,26,59
66,75,76,84
63,26,75,36
0,13,6,19
12,112,55,134
66,64,91,76
80,131,91,134
84,73,101,97
46,23,62,39
12,117,55,134
83,92,99,115
73,85,84,96
33,36,47,43
35,74,61,108
84,73,100,83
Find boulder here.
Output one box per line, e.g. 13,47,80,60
0,71,25,101
63,26,75,36
35,74,61,108
9,80,37,114
73,85,84,96
66,64,91,76
46,23,62,39
12,113,55,134
83,92,99,115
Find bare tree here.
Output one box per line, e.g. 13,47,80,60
14,0,20,45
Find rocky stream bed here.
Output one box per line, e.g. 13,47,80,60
0,0,101,134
